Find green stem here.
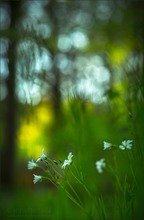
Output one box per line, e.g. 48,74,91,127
39,164,58,186
60,184,84,210
67,181,83,206
44,159,64,180
113,155,123,193
70,168,94,200
43,176,58,188
60,184,94,220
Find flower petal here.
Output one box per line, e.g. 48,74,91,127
103,141,111,150
96,158,106,173
119,145,125,150
33,174,42,184
36,149,47,162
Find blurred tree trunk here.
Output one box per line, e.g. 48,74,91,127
46,0,62,119
0,1,21,187
52,67,61,117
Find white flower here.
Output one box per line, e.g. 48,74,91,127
33,174,42,184
104,141,111,150
36,149,47,162
62,160,71,169
67,152,73,162
119,140,133,150
96,158,106,173
62,152,73,169
27,159,37,170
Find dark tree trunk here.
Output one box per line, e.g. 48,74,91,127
46,0,62,119
52,67,61,118
0,1,21,187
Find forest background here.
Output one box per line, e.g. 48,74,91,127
0,0,144,219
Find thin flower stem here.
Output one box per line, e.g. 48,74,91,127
60,184,94,220
39,164,58,185
113,155,123,193
127,151,138,188
67,181,83,206
73,164,81,177
70,168,94,200
43,176,58,188
60,184,84,210
43,160,63,182
46,159,64,178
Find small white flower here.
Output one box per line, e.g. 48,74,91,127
96,158,106,173
33,174,42,184
36,149,47,162
62,152,73,169
62,160,71,169
27,159,37,170
67,152,73,163
119,140,133,150
104,141,112,150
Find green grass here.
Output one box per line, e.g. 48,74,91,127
1,96,144,220
0,187,86,220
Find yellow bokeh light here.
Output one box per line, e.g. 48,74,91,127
18,123,39,143
17,103,52,158
36,106,53,125
110,46,129,65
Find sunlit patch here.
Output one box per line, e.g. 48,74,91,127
22,144,45,159
18,123,39,143
18,122,40,158
17,104,52,158
36,106,53,125
110,46,129,65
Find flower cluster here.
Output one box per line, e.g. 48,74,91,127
103,140,133,151
28,150,73,184
28,139,133,179
95,139,133,174
27,149,47,184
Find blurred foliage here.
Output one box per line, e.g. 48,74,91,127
0,0,144,219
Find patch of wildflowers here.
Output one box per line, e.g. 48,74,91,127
119,140,133,150
104,141,112,150
36,149,47,162
27,159,38,170
33,174,42,184
62,152,73,169
96,158,106,173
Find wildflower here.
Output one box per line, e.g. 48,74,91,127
27,159,38,170
96,158,106,173
36,149,47,162
62,152,73,169
104,141,112,150
68,152,73,162
33,174,42,184
119,140,133,150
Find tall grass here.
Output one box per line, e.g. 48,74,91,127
1,76,143,219
26,88,144,220
27,69,144,220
